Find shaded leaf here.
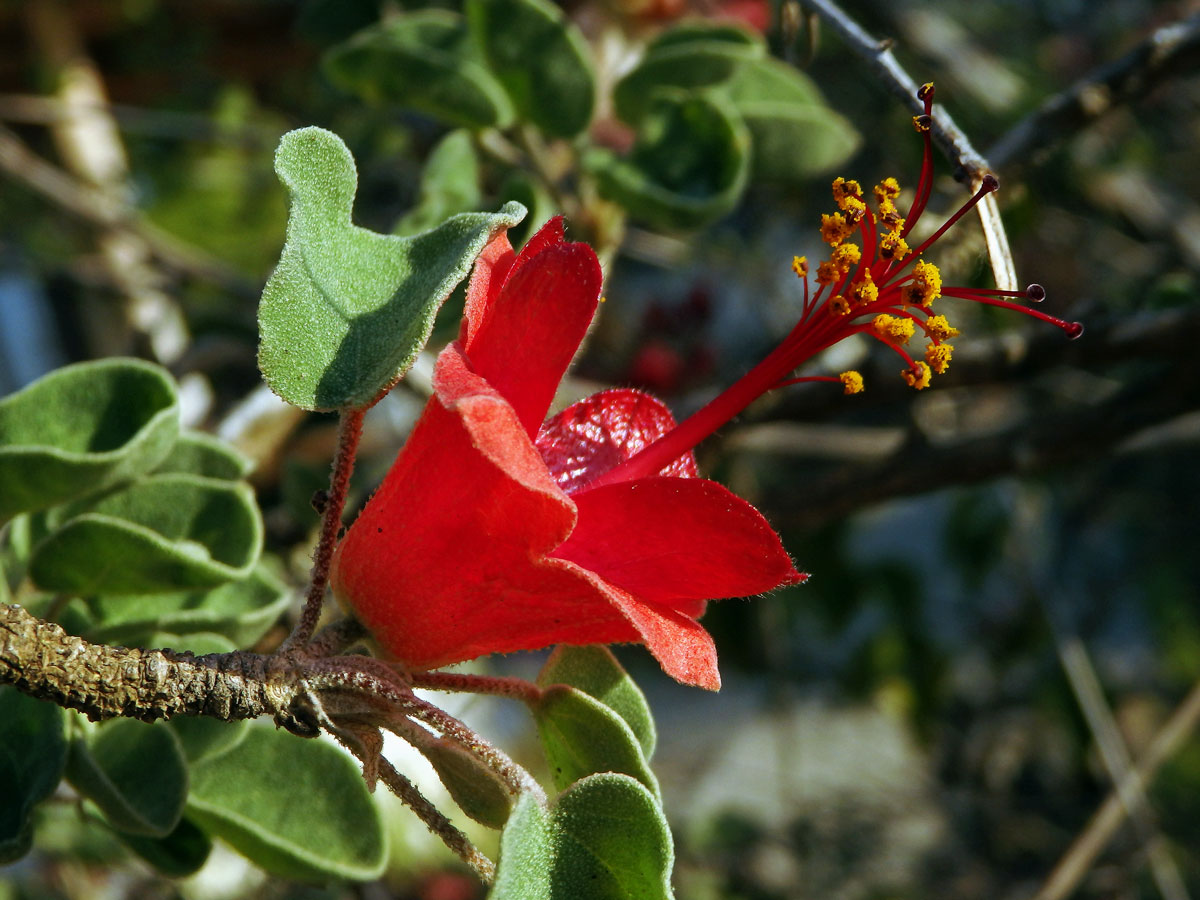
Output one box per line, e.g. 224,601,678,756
324,12,514,130
586,91,750,230
537,645,656,759
258,126,525,410
467,0,595,137
393,130,483,237
490,793,551,900
87,563,289,647
153,430,253,480
0,359,179,521
30,475,263,595
419,737,514,828
534,686,659,798
0,688,67,863
66,719,188,839
613,21,763,125
117,817,212,877
187,723,386,881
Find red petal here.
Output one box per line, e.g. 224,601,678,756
554,477,805,617
601,586,722,690
536,388,697,494
463,243,601,438
459,231,516,347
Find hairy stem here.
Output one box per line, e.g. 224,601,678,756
410,670,544,706
279,407,365,656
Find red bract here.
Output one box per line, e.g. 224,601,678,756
330,218,804,690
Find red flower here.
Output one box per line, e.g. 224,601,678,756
331,219,803,690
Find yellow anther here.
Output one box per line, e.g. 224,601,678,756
912,114,932,133
925,342,954,374
902,361,932,390
873,313,915,344
851,269,878,307
875,178,901,202
792,255,809,279
903,259,942,307
820,212,856,247
828,294,852,316
839,371,864,394
879,230,910,261
925,315,959,341
831,243,860,271
816,260,840,286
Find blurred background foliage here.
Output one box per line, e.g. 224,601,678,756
2,0,1200,898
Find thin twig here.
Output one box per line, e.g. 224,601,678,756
794,0,1017,290
989,12,1200,172
278,407,365,656
1033,680,1200,900
411,670,544,706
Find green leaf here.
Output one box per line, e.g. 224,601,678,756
613,21,763,126
587,91,750,231
538,646,656,759
0,688,67,863
0,358,179,522
186,723,386,881
393,130,483,237
721,59,860,182
490,774,674,900
534,686,659,799
117,817,212,877
490,793,552,900
170,715,250,767
551,774,674,899
467,0,595,138
324,12,515,130
258,126,526,410
66,719,189,838
30,474,263,595
499,170,559,250
153,430,253,480
86,563,290,647
419,737,514,828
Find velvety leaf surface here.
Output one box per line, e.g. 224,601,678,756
30,475,263,594
587,92,750,231
86,563,289,647
489,774,674,900
393,130,482,236
258,126,525,410
0,359,179,521
66,719,188,838
419,737,514,828
153,430,253,480
118,817,212,877
537,645,656,759
187,723,386,881
534,686,659,797
468,0,595,137
324,12,514,130
170,715,250,767
0,688,67,862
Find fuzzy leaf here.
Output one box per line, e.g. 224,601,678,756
259,126,525,410
490,774,674,900
534,686,659,798
467,0,595,137
117,817,212,877
186,723,386,881
324,12,514,130
153,430,253,480
66,719,188,838
30,475,263,595
419,738,514,829
86,563,289,647
393,130,483,236
537,645,656,759
0,359,179,522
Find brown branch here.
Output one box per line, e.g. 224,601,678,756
989,12,1200,172
0,603,316,735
